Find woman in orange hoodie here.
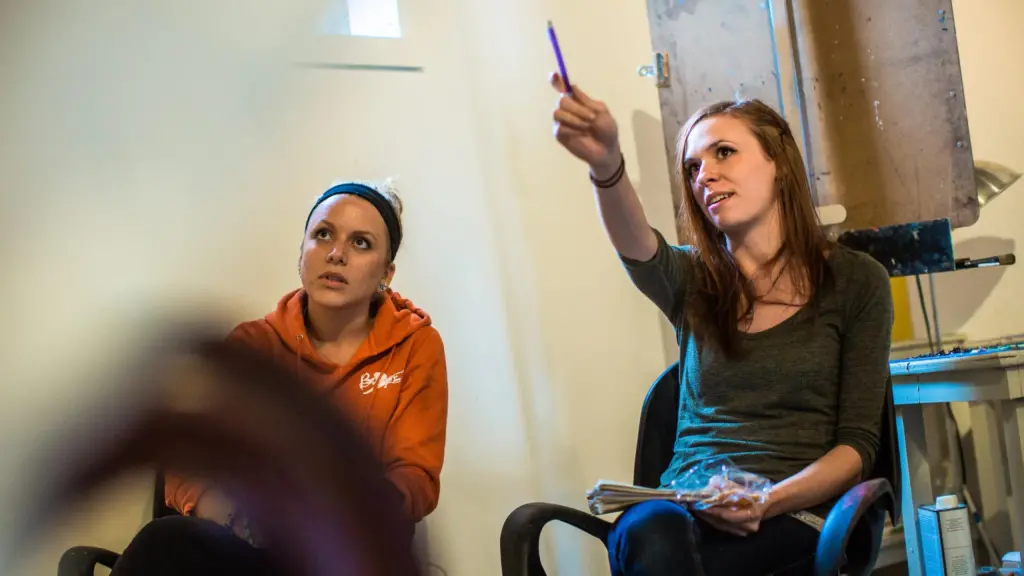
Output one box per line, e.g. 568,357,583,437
111,181,448,576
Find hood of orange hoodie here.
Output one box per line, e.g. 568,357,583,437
265,288,432,374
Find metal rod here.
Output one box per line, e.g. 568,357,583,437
915,275,934,353
963,486,1001,564
786,0,840,209
766,1,806,155
928,273,942,352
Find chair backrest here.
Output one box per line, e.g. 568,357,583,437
152,471,180,519
632,364,902,526
869,376,901,524
632,363,681,488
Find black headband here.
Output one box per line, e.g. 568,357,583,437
304,182,402,260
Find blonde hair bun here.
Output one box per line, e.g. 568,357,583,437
370,177,403,220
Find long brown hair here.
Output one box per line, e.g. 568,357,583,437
675,99,831,356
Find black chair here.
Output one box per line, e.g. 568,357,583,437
57,471,178,575
500,362,901,576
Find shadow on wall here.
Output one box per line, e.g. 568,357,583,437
632,109,676,228
632,109,679,367
928,236,1016,334
633,109,684,243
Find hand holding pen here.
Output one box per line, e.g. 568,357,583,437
546,21,622,180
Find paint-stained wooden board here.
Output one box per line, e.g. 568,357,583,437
643,0,978,235
790,0,977,229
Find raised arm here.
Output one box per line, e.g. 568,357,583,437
549,73,657,262
549,73,694,320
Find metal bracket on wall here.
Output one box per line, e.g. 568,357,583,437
637,52,670,87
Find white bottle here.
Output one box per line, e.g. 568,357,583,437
918,494,977,576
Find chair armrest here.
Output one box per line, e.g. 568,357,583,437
500,502,612,576
57,546,121,575
814,478,894,576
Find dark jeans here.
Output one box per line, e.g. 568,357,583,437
608,501,819,576
110,516,281,576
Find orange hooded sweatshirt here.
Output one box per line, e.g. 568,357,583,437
165,288,448,522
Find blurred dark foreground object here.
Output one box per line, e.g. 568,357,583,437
34,328,420,576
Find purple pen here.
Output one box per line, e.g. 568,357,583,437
547,20,573,96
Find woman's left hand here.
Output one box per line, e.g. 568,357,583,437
692,500,770,537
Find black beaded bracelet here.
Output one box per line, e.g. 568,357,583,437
589,153,626,189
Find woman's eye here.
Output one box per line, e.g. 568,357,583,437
685,163,700,179
353,237,370,249
716,146,735,160
316,229,331,240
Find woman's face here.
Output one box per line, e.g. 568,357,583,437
683,115,778,234
300,195,394,311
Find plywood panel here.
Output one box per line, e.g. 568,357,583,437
643,0,979,234
644,1,782,241
791,0,978,229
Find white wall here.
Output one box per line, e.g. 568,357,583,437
435,3,677,574
906,0,1024,344
0,1,327,571
1,1,674,575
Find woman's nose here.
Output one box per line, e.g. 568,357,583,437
326,245,347,265
697,163,720,188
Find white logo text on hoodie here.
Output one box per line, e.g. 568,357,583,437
359,370,404,395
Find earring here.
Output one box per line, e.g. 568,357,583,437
379,284,388,292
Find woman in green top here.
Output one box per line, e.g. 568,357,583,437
548,72,893,575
